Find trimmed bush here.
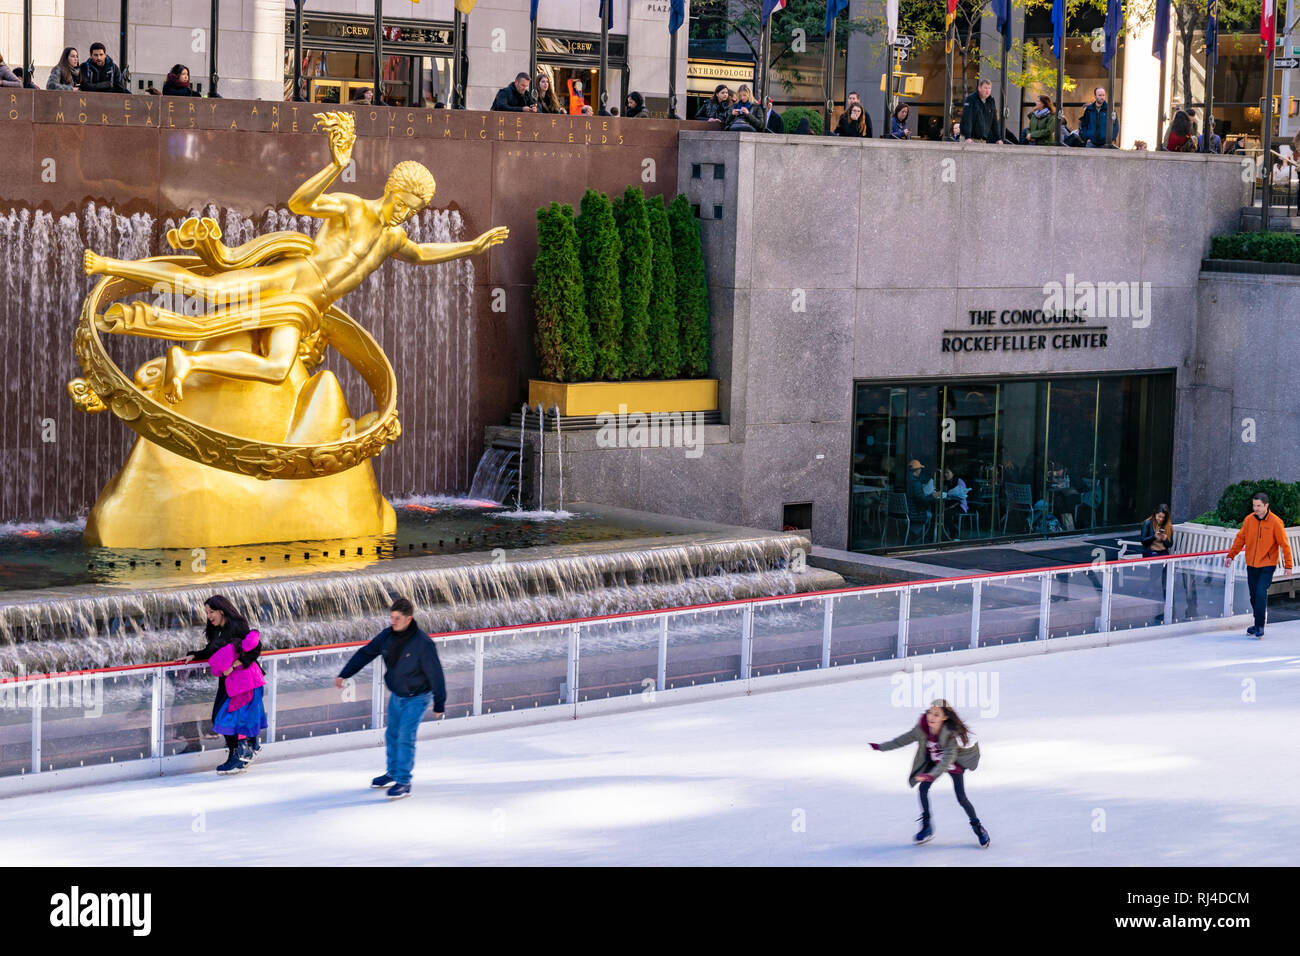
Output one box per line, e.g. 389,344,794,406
532,202,592,383
1209,231,1300,263
614,186,654,379
576,189,624,381
781,106,824,135
645,194,679,379
668,193,710,378
1214,479,1300,527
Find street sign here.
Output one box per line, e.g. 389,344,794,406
896,35,914,48
895,48,910,62
1275,57,1300,69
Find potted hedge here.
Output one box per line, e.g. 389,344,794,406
529,189,716,417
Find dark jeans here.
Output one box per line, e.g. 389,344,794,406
918,762,979,823
386,691,433,785
1246,565,1276,631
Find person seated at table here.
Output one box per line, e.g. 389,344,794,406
905,459,938,538
941,467,971,538
1048,460,1081,530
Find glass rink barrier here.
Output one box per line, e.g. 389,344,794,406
0,551,1248,779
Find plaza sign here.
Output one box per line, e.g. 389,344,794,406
941,309,1111,353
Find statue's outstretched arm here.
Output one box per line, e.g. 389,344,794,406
394,226,509,265
289,112,356,218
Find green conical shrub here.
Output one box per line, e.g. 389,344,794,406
669,193,710,378
576,188,623,381
645,194,679,379
614,186,653,379
532,202,592,383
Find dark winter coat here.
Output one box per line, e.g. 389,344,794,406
878,716,981,787
724,99,765,132
338,619,448,710
163,80,201,97
1078,101,1118,147
1027,108,1056,145
80,55,129,94
0,63,21,87
624,92,649,118
697,97,731,123
46,64,78,91
961,90,1000,143
835,110,873,138
764,108,785,134
491,83,531,112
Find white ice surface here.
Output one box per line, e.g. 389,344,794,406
3,622,1299,866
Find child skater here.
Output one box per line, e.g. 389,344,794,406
871,698,989,848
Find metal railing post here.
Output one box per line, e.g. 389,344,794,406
821,596,833,669
740,604,754,681
473,636,484,716
265,658,278,744
31,678,42,773
566,624,580,713
1100,565,1113,633
896,588,911,658
371,660,384,731
150,669,164,759
657,615,669,691
969,581,982,650
1038,573,1051,640
1224,557,1236,617
1163,556,1175,625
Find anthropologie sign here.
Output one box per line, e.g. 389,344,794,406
941,309,1110,353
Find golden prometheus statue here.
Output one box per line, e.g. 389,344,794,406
69,111,508,548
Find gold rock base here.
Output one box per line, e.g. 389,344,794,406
85,357,396,549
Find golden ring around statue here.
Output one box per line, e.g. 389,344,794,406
67,260,401,481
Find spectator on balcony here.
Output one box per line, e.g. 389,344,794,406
350,87,374,104
1024,94,1057,146
80,42,128,94
492,72,536,112
535,73,561,113
697,84,731,124
948,119,962,142
836,102,870,138
1225,492,1294,639
623,90,649,118
889,102,912,139
1079,87,1118,147
1164,110,1195,152
46,47,79,91
762,95,784,133
0,54,21,87
961,79,1001,144
834,91,873,137
163,64,201,97
722,84,764,132
792,115,812,135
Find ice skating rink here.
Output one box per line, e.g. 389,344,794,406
3,622,1298,866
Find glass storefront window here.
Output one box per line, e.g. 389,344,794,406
851,372,1174,551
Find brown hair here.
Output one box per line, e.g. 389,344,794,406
930,699,972,746
1148,504,1172,535
1038,94,1056,114
535,73,560,112
847,102,866,136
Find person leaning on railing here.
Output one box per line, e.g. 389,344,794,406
46,46,79,90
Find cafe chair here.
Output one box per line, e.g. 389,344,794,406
1002,482,1034,534
883,492,930,546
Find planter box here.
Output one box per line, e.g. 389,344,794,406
528,379,718,417
1174,521,1300,579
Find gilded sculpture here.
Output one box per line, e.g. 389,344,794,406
69,111,508,548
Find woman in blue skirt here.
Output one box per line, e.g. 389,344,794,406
182,595,268,774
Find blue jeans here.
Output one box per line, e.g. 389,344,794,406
385,691,432,785
1245,565,1276,631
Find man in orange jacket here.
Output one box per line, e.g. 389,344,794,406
1224,491,1294,638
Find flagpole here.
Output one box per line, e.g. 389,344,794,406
944,25,953,139
600,0,610,112
823,20,836,136
452,9,464,108
1202,2,1215,152
760,15,773,107
529,13,538,85
883,43,893,138
1055,8,1064,147
669,23,679,118
1156,51,1167,147
1262,25,1276,232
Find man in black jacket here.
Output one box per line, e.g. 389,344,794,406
961,79,1001,143
492,72,536,112
762,96,784,133
336,597,447,799
81,42,128,94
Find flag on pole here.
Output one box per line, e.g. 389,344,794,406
453,0,477,13
1102,0,1122,70
992,0,1013,52
529,0,539,22
886,0,898,45
1152,0,1170,59
825,0,849,37
762,0,787,26
670,0,686,34
1051,0,1065,60
946,0,957,54
1261,0,1275,51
